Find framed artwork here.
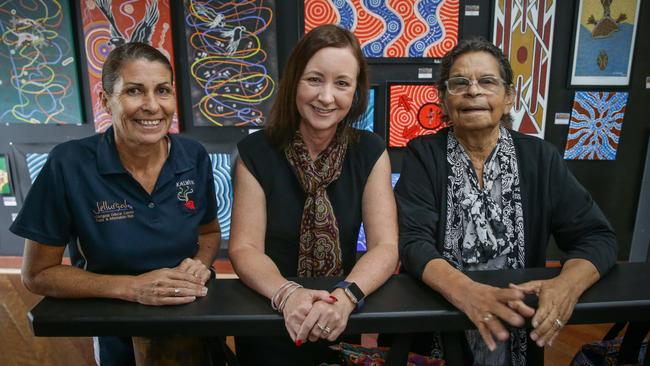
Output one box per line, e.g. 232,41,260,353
182,0,279,127
388,82,445,148
26,153,48,183
80,0,179,133
0,155,13,196
570,0,641,86
564,91,628,161
493,0,556,139
357,173,400,251
352,88,375,132
208,153,233,239
304,0,459,58
0,0,84,125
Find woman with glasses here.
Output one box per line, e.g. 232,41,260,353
395,38,617,365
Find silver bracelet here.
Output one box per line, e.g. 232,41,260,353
271,281,298,310
278,284,303,313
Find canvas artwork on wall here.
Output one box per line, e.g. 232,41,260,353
493,0,556,139
357,173,400,251
304,0,459,58
388,83,445,148
352,88,375,132
0,0,84,125
209,153,232,239
183,0,278,127
81,0,179,133
0,155,13,195
564,91,628,161
26,153,48,183
570,0,641,86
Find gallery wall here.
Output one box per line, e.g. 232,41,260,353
0,0,648,261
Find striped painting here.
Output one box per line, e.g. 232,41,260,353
208,153,233,239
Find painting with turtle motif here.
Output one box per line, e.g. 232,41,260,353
570,0,641,86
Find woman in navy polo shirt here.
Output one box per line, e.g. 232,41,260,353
11,43,221,365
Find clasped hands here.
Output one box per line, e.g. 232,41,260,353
280,287,355,346
461,277,578,351
129,258,211,306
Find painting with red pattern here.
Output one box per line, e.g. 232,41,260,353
493,0,556,139
304,0,459,58
81,0,179,133
388,84,445,148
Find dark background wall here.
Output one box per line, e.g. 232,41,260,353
1,0,648,260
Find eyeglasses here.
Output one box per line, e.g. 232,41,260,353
444,76,507,95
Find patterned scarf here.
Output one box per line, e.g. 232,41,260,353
285,130,348,277
443,126,528,366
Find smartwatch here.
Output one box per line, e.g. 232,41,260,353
333,281,365,310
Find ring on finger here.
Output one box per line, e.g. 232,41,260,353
553,318,564,329
482,313,494,322
317,323,327,331
173,288,180,296
323,326,331,334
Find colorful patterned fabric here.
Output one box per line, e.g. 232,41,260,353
571,336,648,366
336,342,445,366
285,131,347,277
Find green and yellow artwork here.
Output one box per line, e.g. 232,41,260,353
0,155,12,195
571,0,641,86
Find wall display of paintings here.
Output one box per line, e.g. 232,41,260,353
352,88,375,132
182,0,279,127
564,91,628,161
570,0,641,86
26,153,48,183
357,173,400,251
0,0,84,125
81,0,179,133
493,0,556,139
0,155,13,196
304,0,460,58
388,83,445,148
208,153,232,239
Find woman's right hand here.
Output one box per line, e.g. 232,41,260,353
281,288,335,344
129,268,208,306
456,281,533,351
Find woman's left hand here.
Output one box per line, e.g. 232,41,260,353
296,289,355,343
174,258,211,285
510,278,579,347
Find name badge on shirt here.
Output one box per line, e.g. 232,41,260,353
177,179,197,212
93,199,135,223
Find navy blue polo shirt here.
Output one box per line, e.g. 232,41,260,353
11,127,217,275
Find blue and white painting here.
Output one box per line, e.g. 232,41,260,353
208,153,233,239
357,173,400,251
26,153,48,183
352,88,375,132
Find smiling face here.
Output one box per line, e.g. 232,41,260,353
296,46,358,137
101,59,175,149
441,51,513,133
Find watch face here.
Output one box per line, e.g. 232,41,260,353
344,287,359,304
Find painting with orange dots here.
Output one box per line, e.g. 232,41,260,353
388,84,445,148
304,0,459,58
81,0,179,133
182,0,278,127
493,0,556,139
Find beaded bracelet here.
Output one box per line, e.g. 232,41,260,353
271,281,299,311
277,284,303,313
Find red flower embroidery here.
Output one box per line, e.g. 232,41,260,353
184,200,196,210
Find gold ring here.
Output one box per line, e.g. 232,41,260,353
317,323,326,331
174,288,180,296
482,313,494,322
323,326,331,334
554,318,564,329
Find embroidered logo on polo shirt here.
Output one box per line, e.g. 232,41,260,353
93,199,135,223
176,179,196,211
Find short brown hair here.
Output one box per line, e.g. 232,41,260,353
265,24,369,148
102,42,173,95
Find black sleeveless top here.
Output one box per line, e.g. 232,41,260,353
237,129,385,276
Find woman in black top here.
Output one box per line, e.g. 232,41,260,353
395,38,617,365
229,25,398,365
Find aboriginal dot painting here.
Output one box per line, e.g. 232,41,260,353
304,0,459,58
493,0,556,139
26,153,48,183
352,88,375,132
81,0,179,133
388,84,445,148
183,0,279,127
357,173,400,251
208,153,232,239
564,91,627,161
0,0,84,125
